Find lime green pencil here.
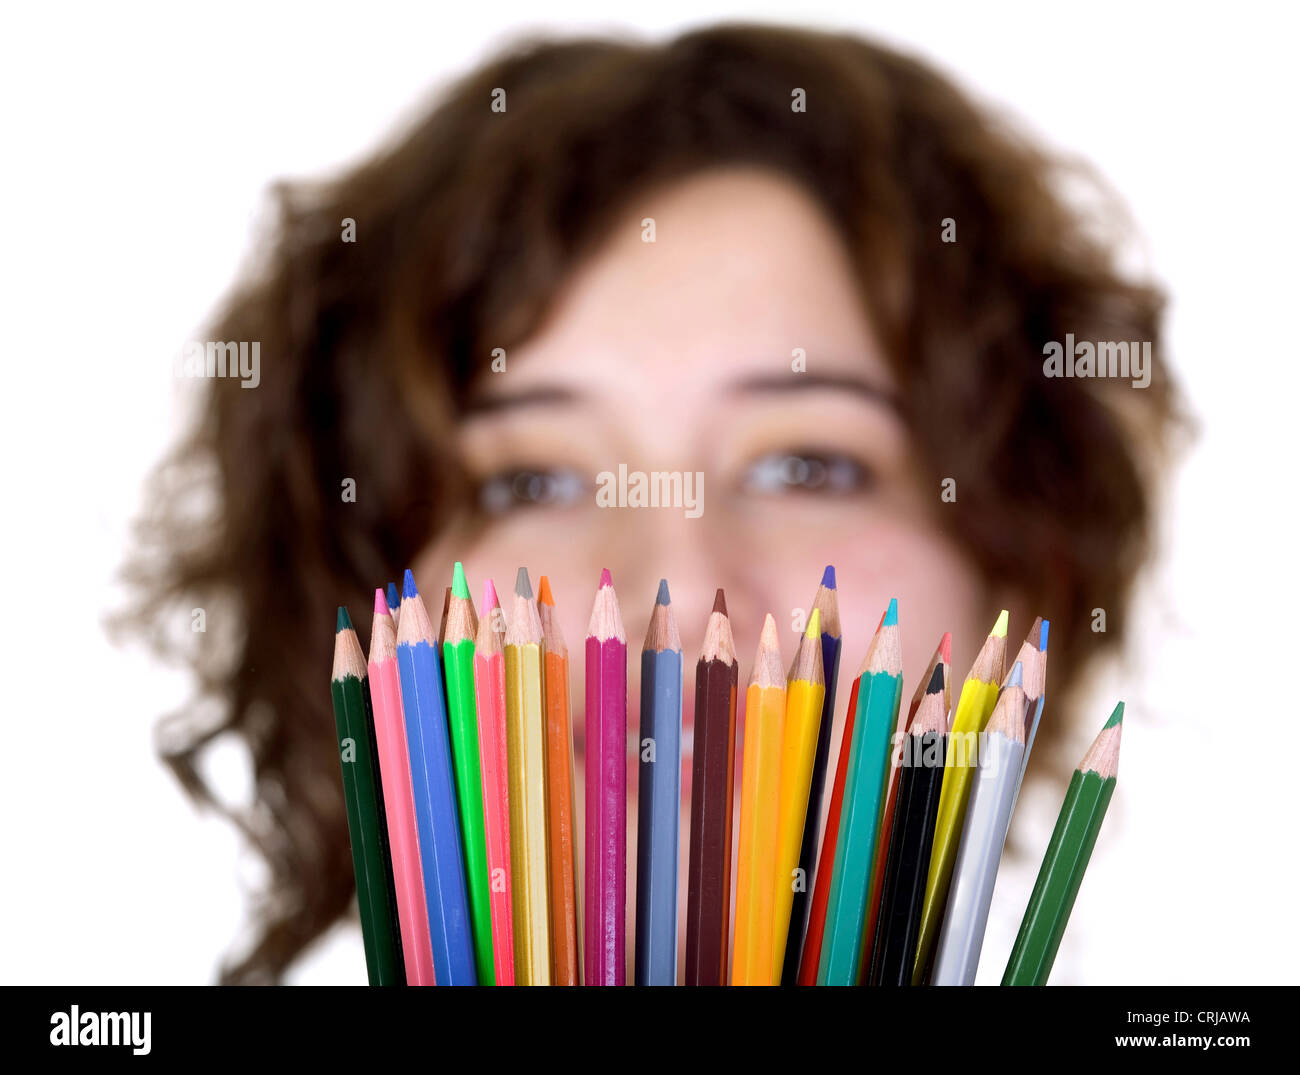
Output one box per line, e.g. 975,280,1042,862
443,562,494,983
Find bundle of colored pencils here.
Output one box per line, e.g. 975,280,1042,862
329,564,1123,986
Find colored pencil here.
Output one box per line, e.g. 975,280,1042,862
860,632,950,980
504,567,550,985
1010,618,1050,817
781,566,841,984
386,582,401,623
474,579,514,985
868,663,947,986
931,661,1029,985
367,592,435,986
636,579,684,986
437,586,452,650
797,604,888,985
396,571,477,985
771,609,827,981
584,568,627,986
912,609,1008,983
538,575,581,986
1003,703,1124,986
442,563,494,983
331,607,404,985
818,599,903,985
732,614,786,986
684,589,738,987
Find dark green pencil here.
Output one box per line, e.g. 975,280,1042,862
1003,702,1124,986
332,606,404,985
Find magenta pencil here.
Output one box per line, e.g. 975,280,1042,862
474,579,515,985
585,568,628,986
367,590,436,985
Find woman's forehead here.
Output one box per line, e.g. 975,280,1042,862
470,167,897,406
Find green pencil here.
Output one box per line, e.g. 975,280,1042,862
1003,702,1124,986
331,607,404,985
442,562,495,983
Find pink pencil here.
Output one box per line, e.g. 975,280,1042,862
585,568,627,986
474,579,515,985
366,590,436,985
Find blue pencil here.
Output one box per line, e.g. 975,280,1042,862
386,582,400,619
1010,618,1050,816
395,569,477,985
635,579,683,986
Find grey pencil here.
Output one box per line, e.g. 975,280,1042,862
930,661,1029,986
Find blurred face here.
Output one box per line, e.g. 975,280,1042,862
415,167,1010,954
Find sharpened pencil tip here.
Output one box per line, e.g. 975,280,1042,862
805,607,821,639
337,606,352,632
599,567,612,588
821,564,836,589
1105,701,1125,728
992,609,1009,638
514,566,533,599
1005,660,1024,688
483,577,499,610
712,588,727,615
925,662,944,694
760,613,779,646
452,561,470,599
537,575,554,606
373,589,389,617
882,597,898,627
656,578,670,605
386,583,399,611
940,631,952,664
1039,619,1050,652
402,569,418,599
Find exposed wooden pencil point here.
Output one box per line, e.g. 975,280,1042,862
712,588,727,615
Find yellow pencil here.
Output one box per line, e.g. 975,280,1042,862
731,614,786,986
912,609,1008,983
504,567,551,985
770,609,827,982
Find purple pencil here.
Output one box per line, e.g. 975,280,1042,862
584,567,627,986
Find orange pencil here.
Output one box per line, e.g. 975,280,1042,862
731,614,786,986
538,575,581,985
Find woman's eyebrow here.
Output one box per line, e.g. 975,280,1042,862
731,373,903,413
463,385,582,416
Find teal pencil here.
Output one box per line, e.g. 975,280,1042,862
817,599,903,986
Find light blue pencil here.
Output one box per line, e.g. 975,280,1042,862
635,579,683,986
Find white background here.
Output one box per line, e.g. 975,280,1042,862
2,1,1296,984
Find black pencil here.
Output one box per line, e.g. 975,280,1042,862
868,663,947,986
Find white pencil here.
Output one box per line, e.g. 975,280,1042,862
930,661,1029,986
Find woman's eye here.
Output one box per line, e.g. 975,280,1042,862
740,451,874,496
477,466,587,514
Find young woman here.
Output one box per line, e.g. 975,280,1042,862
124,24,1179,982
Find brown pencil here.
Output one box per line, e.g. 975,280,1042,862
684,589,738,986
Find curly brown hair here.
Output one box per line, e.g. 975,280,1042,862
121,23,1180,982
